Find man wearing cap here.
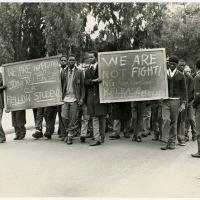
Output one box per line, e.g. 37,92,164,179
161,55,187,150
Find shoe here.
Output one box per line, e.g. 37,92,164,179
13,135,20,140
60,136,66,141
192,135,197,141
185,137,189,142
178,142,186,146
18,134,25,140
44,132,52,139
141,132,151,137
66,137,73,145
32,131,43,139
90,141,101,146
0,138,6,143
132,136,142,142
123,132,130,138
80,136,86,143
152,136,159,141
191,152,200,158
109,134,120,140
161,143,175,150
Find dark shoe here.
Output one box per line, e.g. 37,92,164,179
44,132,52,140
192,135,197,141
32,131,43,139
0,137,6,143
90,140,101,146
66,137,73,145
161,144,169,150
60,136,66,141
152,136,159,141
109,134,120,140
13,136,20,140
80,136,86,143
185,137,189,142
191,152,200,158
132,135,142,142
18,134,25,140
141,132,151,138
161,143,175,150
123,132,130,138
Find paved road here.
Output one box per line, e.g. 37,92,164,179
0,130,200,197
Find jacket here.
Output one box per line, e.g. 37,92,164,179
193,71,200,108
85,64,108,117
61,66,85,104
167,70,187,104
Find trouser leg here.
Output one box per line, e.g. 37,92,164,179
67,102,78,137
92,116,101,142
44,106,57,135
57,105,66,136
80,104,90,137
177,109,186,143
168,99,180,144
35,108,44,132
0,108,5,140
99,115,106,142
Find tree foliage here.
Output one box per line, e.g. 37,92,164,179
0,3,46,64
89,3,167,51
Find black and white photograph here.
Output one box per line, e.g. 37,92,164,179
0,1,200,198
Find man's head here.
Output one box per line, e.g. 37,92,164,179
178,59,186,72
168,55,179,71
60,55,67,69
88,51,98,65
68,54,76,68
184,65,191,76
195,59,200,71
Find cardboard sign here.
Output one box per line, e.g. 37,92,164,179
98,48,168,103
2,55,63,111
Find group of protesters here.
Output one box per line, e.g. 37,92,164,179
0,51,200,158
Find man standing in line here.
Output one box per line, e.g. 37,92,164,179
161,56,187,150
191,59,200,158
184,65,196,142
61,54,84,145
84,51,108,146
0,72,6,143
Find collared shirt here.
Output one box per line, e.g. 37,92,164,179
90,62,98,71
63,67,77,102
167,68,177,78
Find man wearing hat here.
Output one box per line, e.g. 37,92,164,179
161,55,187,150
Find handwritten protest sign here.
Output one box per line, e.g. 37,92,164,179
98,48,168,103
2,55,63,111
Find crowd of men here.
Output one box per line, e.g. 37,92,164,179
0,51,200,158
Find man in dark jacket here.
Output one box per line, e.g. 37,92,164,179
84,51,108,146
161,56,187,150
191,59,200,158
61,54,84,145
0,73,6,143
184,65,196,141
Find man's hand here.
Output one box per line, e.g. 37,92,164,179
92,78,102,83
78,99,83,106
179,103,185,112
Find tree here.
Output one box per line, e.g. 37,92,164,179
41,3,89,60
0,3,46,64
160,3,200,65
88,3,167,51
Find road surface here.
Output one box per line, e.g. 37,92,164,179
0,129,200,197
